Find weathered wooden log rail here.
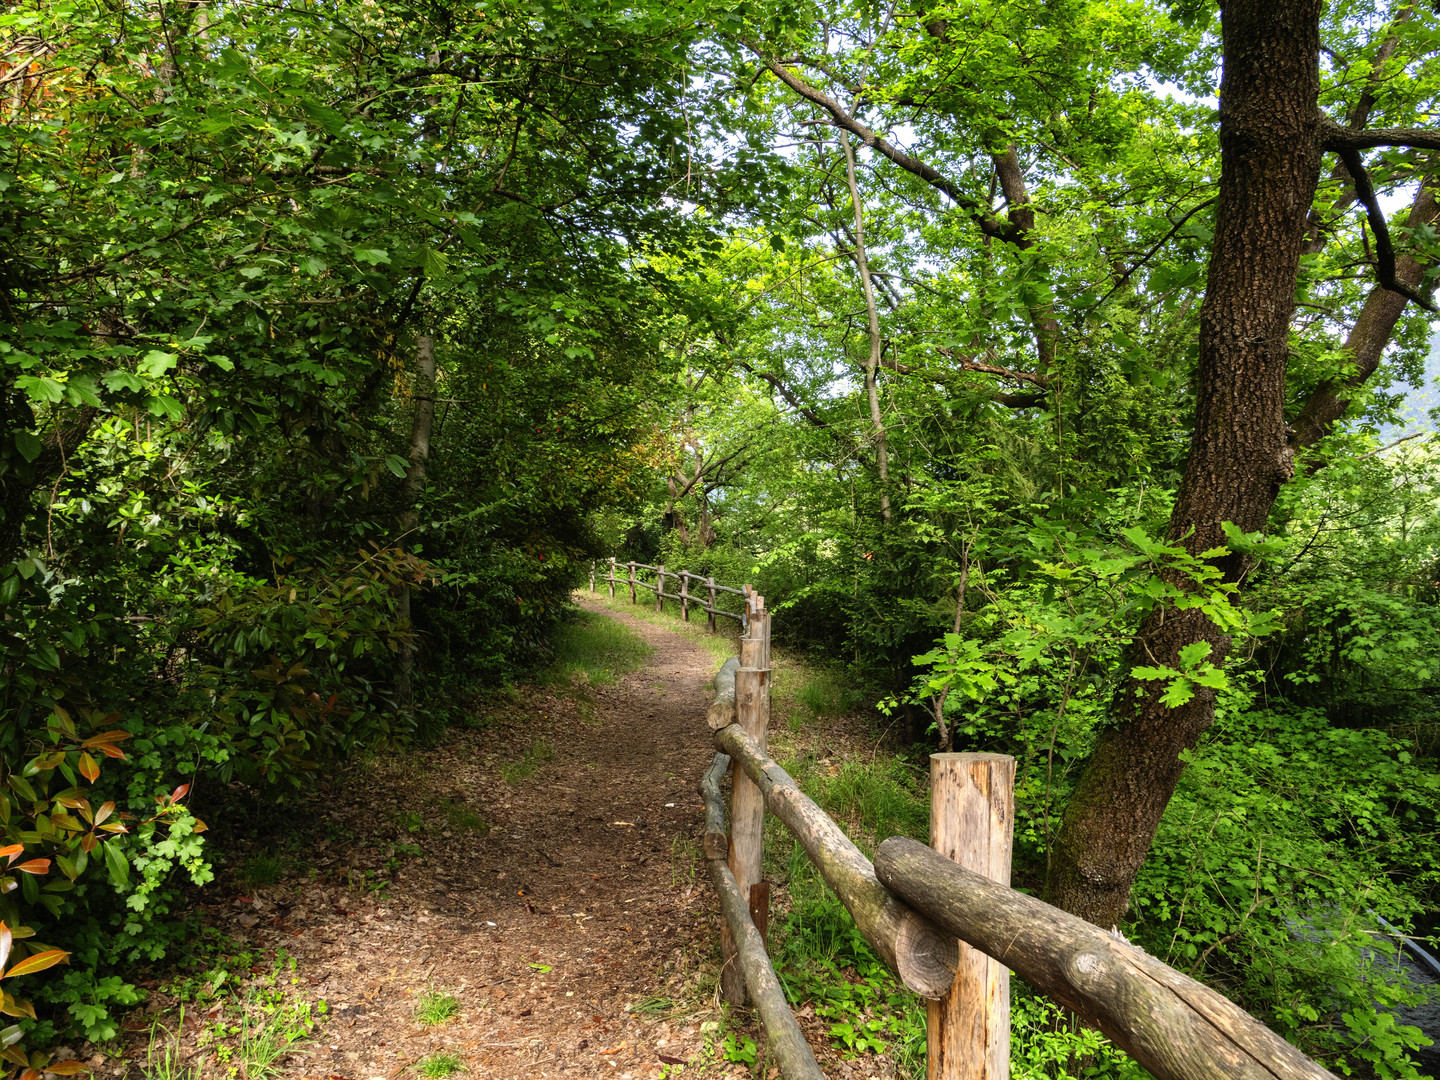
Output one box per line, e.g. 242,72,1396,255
692,588,1342,1080
590,557,747,631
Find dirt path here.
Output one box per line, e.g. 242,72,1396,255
117,597,743,1080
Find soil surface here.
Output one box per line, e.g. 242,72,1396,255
98,595,855,1080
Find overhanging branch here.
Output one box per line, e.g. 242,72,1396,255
1323,119,1440,152
1336,147,1438,312
739,38,1013,244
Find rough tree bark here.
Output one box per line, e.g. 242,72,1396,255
1047,0,1326,927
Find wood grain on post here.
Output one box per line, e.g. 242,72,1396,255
628,561,636,604
707,857,827,1080
656,564,665,611
874,836,1341,1080
928,753,1014,1080
608,557,616,598
709,657,740,731
707,577,717,632
699,751,730,860
715,724,956,1000
681,573,690,622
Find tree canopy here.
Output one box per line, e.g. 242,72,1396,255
2,0,1440,1073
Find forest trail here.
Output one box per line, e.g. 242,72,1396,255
123,599,741,1080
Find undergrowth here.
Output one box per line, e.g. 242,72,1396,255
579,586,739,662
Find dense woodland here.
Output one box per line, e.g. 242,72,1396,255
3,0,1440,1074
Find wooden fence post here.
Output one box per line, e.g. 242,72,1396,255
607,557,616,598
681,573,690,622
928,753,1015,1080
721,596,772,1004
707,577,717,632
628,561,637,604
656,564,665,612
589,561,595,592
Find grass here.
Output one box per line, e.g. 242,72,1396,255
242,850,284,888
579,586,739,663
440,797,487,832
627,995,681,1017
499,738,555,784
546,608,653,685
414,989,461,1025
416,1051,465,1078
142,1018,194,1080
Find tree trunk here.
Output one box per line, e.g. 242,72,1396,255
1046,0,1323,927
395,333,436,711
838,129,892,524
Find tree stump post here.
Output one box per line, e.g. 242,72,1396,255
628,561,637,604
608,557,616,598
928,753,1014,1080
656,564,665,612
721,595,772,1004
707,577,717,632
681,573,690,622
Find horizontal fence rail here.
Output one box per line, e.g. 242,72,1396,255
590,558,749,630
689,590,1344,1080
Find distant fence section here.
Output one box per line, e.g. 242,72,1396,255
590,557,749,631
684,587,1341,1080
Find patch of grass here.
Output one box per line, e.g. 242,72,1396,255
794,668,868,719
499,738,555,784
546,610,652,686
669,833,699,887
142,1018,194,1080
201,987,320,1080
414,989,461,1025
818,757,928,844
627,995,682,1017
416,1051,465,1078
242,850,283,888
579,588,739,663
440,797,487,832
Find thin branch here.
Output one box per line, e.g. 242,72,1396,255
1335,147,1438,311
739,38,1013,243
1088,198,1216,313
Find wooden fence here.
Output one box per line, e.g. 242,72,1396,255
693,589,1342,1080
590,557,748,631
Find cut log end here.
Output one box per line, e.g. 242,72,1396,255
706,702,736,731
895,910,959,1000
704,832,729,860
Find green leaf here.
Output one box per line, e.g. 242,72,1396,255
420,247,450,279
385,454,409,478
1159,680,1196,708
1177,641,1212,669
138,351,178,377
301,99,347,136
101,369,146,394
14,376,63,404
146,395,184,422
101,841,129,888
12,432,40,463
